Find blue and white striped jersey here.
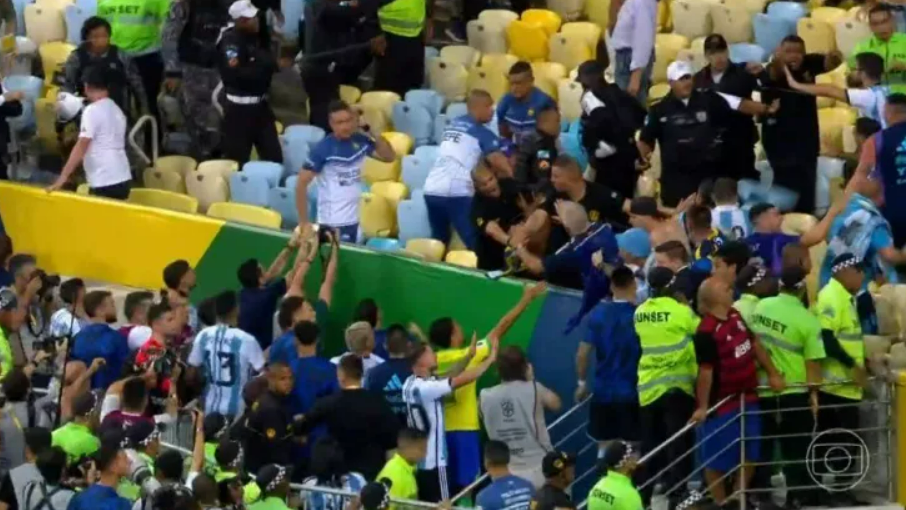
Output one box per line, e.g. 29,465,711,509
711,204,751,240
424,115,503,198
188,324,265,417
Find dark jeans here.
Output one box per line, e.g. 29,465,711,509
90,180,132,200
592,151,637,200
132,52,164,118
415,467,449,503
636,390,696,504
424,194,476,249
374,32,425,97
221,101,283,166
302,59,371,131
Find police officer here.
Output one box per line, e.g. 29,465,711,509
637,60,778,207
694,35,760,181
632,266,699,506
161,0,229,159
586,442,642,510
243,362,300,474
372,0,427,97
218,0,283,166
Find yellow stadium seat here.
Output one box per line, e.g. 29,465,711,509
355,103,391,136
835,19,870,58
360,193,395,237
197,159,239,180
467,67,509,103
340,85,362,105
371,181,409,206
653,34,690,83
440,45,481,69
382,131,414,157
710,4,752,44
671,0,713,40
636,172,657,197
741,0,767,15
842,124,858,153
521,9,562,36
548,33,592,71
818,106,857,155
648,83,671,105
814,73,837,108
781,212,818,234
479,53,519,76
428,59,469,102
560,22,602,58
36,98,59,154
506,20,550,62
797,18,836,54
155,155,197,176
829,175,845,205
532,62,568,82
811,6,847,24
657,0,672,32
400,249,428,260
143,168,187,194
275,121,284,134
359,91,401,123
479,9,519,30
128,188,198,214
445,250,478,268
185,172,230,212
584,0,611,32
557,78,583,121
467,20,508,54
405,238,446,262
362,157,401,184
26,6,65,46
207,202,281,229
547,0,584,22
675,48,707,73
535,77,558,100
76,183,89,195
38,41,75,85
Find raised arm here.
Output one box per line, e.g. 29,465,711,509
295,170,317,230
262,234,300,282
487,282,548,341
783,64,847,102
451,336,499,389
319,232,339,306
371,134,397,163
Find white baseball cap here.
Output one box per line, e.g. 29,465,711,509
229,0,258,19
56,92,84,122
666,61,695,82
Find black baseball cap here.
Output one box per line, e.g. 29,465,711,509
647,266,676,291
256,464,289,492
703,34,729,54
576,60,605,82
542,451,576,478
360,479,392,510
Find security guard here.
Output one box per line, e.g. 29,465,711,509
732,263,777,325
372,0,426,96
638,60,778,207
748,266,826,508
243,362,300,474
249,465,292,510
632,266,699,506
586,442,642,510
160,0,229,159
218,0,282,165
213,441,263,503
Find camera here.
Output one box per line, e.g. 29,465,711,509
32,269,61,301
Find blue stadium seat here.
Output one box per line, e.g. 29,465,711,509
397,194,433,243
405,89,444,119
753,14,796,55
559,120,588,172
12,0,34,35
402,155,433,191
424,47,440,86
8,100,34,133
445,102,468,119
433,114,447,145
3,75,43,101
414,145,440,163
267,187,299,229
284,124,326,147
766,2,808,24
281,0,303,40
281,135,310,180
64,4,94,45
242,161,282,187
366,237,402,252
285,175,318,222
729,43,766,64
230,172,271,207
75,0,97,13
392,102,434,148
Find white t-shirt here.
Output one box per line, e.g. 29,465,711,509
188,324,265,417
127,325,153,351
711,204,751,240
424,115,502,198
847,86,889,128
48,308,84,338
79,97,131,188
402,375,452,470
330,352,385,381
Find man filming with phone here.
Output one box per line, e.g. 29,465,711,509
294,99,396,244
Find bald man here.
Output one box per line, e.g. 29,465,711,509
691,277,784,506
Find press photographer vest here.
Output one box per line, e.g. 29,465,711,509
178,1,228,68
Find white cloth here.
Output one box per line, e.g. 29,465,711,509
610,0,658,70
188,324,265,417
402,375,452,469
48,308,83,338
127,326,153,351
79,98,130,188
711,204,751,240
847,86,889,128
330,352,385,379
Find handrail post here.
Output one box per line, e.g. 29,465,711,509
896,372,906,505
739,392,746,510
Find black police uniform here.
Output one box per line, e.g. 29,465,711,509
694,62,759,181
177,0,230,67
243,389,298,474
75,45,131,115
300,0,377,130
639,89,737,207
470,179,525,270
513,130,558,189
217,24,283,165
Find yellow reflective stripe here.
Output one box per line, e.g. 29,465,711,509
758,333,803,354
642,335,692,355
838,333,862,341
377,14,423,29
638,374,695,392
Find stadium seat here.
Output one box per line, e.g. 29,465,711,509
362,157,401,184
584,0,610,31
12,0,35,36
143,168,186,194
401,155,432,190
466,20,508,54
382,131,414,157
433,114,447,144
818,107,857,155
506,20,549,62
267,187,299,229
560,22,601,57
339,85,362,105
405,89,444,119
35,98,59,154
547,0,583,22
63,4,91,44
76,183,89,195
835,19,870,58
185,172,230,212
467,67,509,103
26,6,66,46
207,202,281,229
548,33,592,72
446,102,468,119
372,181,409,206
445,250,478,268
197,159,239,178
797,18,836,54
38,41,74,84
729,43,766,63
811,6,847,24
405,238,446,262
3,75,43,102
242,161,282,187
657,0,671,32
155,155,197,176
814,72,837,108
521,9,562,35
766,1,808,23
675,48,707,73
532,62,567,82
397,197,432,243
128,188,198,214
283,124,326,148
753,14,796,55
359,91,401,121
392,102,434,147
230,171,271,207
415,145,440,162
366,237,402,252
648,83,670,105
671,0,713,40
780,212,817,235
534,78,558,100
355,103,391,136
281,136,310,178
428,59,469,103
360,193,395,237
479,53,519,77
653,34,690,83
479,9,519,28
557,79,583,122
440,45,480,69
710,3,753,44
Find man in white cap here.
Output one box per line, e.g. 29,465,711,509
217,0,281,166
636,61,779,207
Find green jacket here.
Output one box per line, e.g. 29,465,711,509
98,0,171,54
850,32,906,94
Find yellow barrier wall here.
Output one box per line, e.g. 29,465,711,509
898,372,906,505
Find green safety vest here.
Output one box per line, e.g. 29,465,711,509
816,278,864,401
733,293,760,326
52,422,100,465
98,0,171,54
0,327,12,381
118,452,154,501
749,293,827,397
633,296,700,407
378,0,425,37
214,471,262,503
249,496,290,510
850,33,906,94
587,471,643,510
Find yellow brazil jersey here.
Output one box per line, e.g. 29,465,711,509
436,340,490,431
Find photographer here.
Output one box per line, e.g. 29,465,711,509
48,279,86,340
8,255,58,363
71,291,129,390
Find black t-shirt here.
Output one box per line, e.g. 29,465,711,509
245,391,295,473
0,473,16,510
546,181,628,249
532,484,575,510
758,55,827,161
471,179,525,270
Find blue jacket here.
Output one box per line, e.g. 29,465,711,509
72,324,129,389
67,484,131,510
